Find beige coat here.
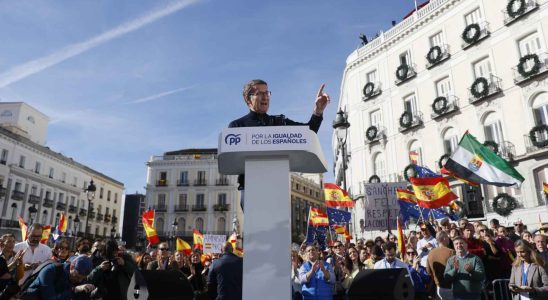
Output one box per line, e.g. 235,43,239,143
509,263,548,300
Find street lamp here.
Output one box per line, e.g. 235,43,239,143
28,205,38,225
171,220,178,250
74,215,80,237
110,226,116,238
84,180,96,238
333,109,350,190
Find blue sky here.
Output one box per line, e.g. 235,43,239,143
0,0,417,194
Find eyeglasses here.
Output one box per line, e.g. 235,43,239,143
159,248,169,251
249,91,272,97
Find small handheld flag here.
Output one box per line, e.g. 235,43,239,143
324,183,354,208
193,229,204,250
142,215,159,245
176,238,192,256
41,225,51,244
18,217,27,241
309,208,329,227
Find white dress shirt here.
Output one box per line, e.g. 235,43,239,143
14,241,53,284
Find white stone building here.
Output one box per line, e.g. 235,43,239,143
0,102,124,239
145,148,242,239
333,0,548,234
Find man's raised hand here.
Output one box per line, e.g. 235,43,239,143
314,84,330,116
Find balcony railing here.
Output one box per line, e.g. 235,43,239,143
398,111,424,133
156,180,168,187
362,81,382,101
194,179,207,186
503,0,539,25
216,178,230,186
499,141,516,161
11,190,24,201
112,216,118,224
79,208,87,216
213,203,230,211
177,179,189,186
0,218,19,228
512,52,548,84
104,214,111,222
431,95,460,119
425,44,451,69
525,129,548,153
174,204,189,212
154,204,167,212
28,194,41,205
394,63,417,85
468,75,503,104
192,205,207,211
43,198,54,207
56,202,66,210
96,213,104,221
68,205,77,213
462,21,490,49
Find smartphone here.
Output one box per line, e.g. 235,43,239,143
509,284,518,289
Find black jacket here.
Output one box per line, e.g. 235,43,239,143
207,253,243,300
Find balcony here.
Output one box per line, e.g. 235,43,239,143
398,111,424,133
364,126,386,145
216,178,230,186
79,208,87,216
0,186,6,198
112,216,118,224
194,179,207,186
213,203,230,211
56,202,66,210
192,205,207,211
425,44,451,69
0,160,6,165
174,204,189,212
431,95,460,120
104,214,111,223
154,204,167,212
68,205,77,213
394,63,417,85
156,180,168,187
96,213,104,221
461,21,490,49
503,0,539,26
177,179,189,186
0,218,19,229
362,81,382,101
11,190,24,201
525,126,548,153
499,141,517,161
43,198,54,207
88,212,96,219
512,52,548,84
468,75,503,104
28,194,41,205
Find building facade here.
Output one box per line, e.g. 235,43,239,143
0,102,124,240
290,173,325,243
145,148,242,241
333,0,548,233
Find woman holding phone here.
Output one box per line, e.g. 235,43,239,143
509,239,548,299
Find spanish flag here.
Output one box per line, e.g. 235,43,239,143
176,237,192,256
233,247,244,258
41,225,51,244
544,182,548,194
57,213,67,234
200,253,211,265
193,229,204,250
143,209,155,227
142,215,160,245
397,216,406,260
410,177,458,209
343,227,352,241
332,224,346,234
309,208,329,227
18,217,27,241
396,188,417,203
324,183,354,208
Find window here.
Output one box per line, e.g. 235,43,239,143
518,32,542,56
218,193,227,205
399,51,412,65
97,205,102,214
73,177,77,187
178,194,187,206
436,77,453,97
106,207,110,215
103,227,107,237
158,194,166,206
114,193,118,204
465,7,482,26
0,150,7,164
404,94,418,115
366,70,377,83
34,162,40,174
532,92,548,125
49,167,54,179
217,217,226,232
42,210,48,224
195,218,204,232
180,171,188,183
45,191,51,200
70,196,75,205
58,193,64,203
373,153,386,178
178,217,186,232
107,190,111,201
483,113,504,144
473,57,492,79
196,194,205,207
430,31,444,47
95,227,100,236
159,172,167,181
30,186,37,195
61,172,66,183
18,156,25,168
370,109,382,128
99,187,104,199
14,182,21,192
197,171,206,181
443,127,459,154
156,218,165,233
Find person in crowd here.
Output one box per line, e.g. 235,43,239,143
341,246,364,290
24,255,95,300
187,251,207,300
509,239,548,299
90,239,105,267
170,251,190,275
477,225,504,283
135,252,152,270
14,223,53,285
387,233,397,244
291,250,303,300
426,231,454,300
359,248,369,265
147,242,171,270
298,245,334,300
495,226,515,279
208,242,243,300
374,242,408,270
52,239,71,263
326,241,346,300
458,218,469,231
521,231,535,246
534,234,548,269
75,237,91,256
444,237,485,300
374,236,384,248
449,228,460,240
490,218,500,234
462,224,485,259
417,222,438,257
407,232,419,251
510,221,525,242
364,245,383,269
0,234,24,299
439,218,451,233
404,247,431,300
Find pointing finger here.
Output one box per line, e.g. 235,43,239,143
317,84,326,98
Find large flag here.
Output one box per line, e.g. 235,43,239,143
441,166,480,187
176,237,192,256
326,207,351,225
410,177,458,208
544,183,548,194
142,215,159,245
142,209,155,227
18,217,27,241
396,216,406,261
58,213,67,234
309,208,329,227
445,132,524,187
323,183,354,208
415,165,441,178
193,229,204,250
397,188,458,222
41,225,51,244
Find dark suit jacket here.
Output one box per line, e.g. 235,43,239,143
207,252,243,300
146,259,170,271
509,262,548,300
228,110,323,133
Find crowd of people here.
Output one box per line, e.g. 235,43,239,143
292,218,548,300
0,223,243,300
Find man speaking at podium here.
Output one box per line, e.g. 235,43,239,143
228,79,330,194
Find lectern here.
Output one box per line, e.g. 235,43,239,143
218,126,327,300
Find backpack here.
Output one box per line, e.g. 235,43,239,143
17,259,63,300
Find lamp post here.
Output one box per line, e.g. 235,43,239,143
84,180,96,238
333,109,351,240
171,220,178,250
28,205,38,225
74,215,80,237
110,226,116,238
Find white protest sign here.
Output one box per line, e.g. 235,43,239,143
203,234,226,254
359,182,408,231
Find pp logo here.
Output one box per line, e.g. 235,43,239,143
225,134,241,145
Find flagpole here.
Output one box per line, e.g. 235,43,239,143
305,207,311,244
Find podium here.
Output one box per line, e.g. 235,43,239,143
218,126,327,300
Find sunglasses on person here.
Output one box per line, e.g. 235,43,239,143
159,248,169,251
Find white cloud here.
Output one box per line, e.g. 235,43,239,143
0,0,199,89
127,85,195,104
